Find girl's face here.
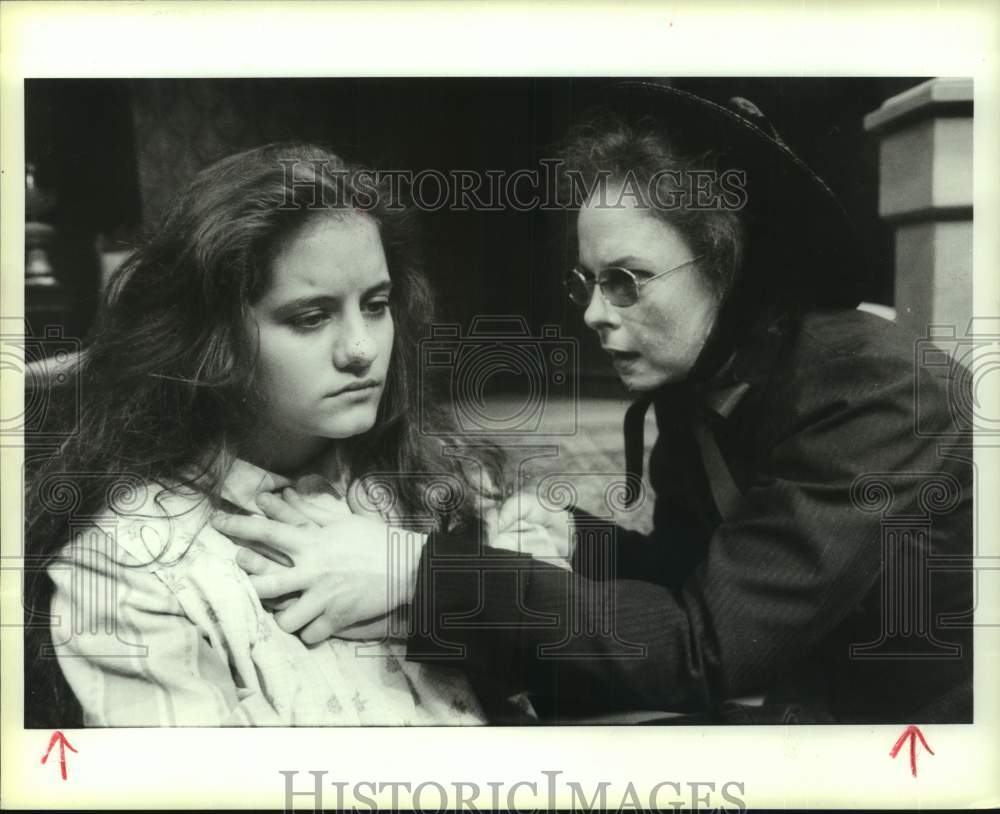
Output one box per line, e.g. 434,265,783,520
249,214,394,465
576,185,720,391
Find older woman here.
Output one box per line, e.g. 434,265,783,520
221,84,973,724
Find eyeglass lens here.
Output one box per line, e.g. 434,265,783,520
566,267,639,307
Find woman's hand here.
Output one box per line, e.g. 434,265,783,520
493,489,575,565
212,494,426,643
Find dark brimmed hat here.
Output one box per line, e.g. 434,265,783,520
586,80,867,310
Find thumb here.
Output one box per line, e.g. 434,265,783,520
496,491,525,530
498,490,547,530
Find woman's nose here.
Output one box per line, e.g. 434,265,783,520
582,285,619,331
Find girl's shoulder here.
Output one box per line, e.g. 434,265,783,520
65,480,223,572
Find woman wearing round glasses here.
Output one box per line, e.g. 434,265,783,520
221,84,973,724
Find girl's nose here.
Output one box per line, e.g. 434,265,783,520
334,313,377,370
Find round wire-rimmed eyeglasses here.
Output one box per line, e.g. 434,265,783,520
564,254,705,308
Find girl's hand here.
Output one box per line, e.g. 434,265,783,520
255,486,351,528
227,488,345,614
212,497,426,643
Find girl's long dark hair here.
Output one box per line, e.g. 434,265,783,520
25,142,504,726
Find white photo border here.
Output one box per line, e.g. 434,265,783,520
2,1,999,810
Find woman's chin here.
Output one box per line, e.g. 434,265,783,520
617,367,681,393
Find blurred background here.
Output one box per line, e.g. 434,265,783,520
24,77,929,370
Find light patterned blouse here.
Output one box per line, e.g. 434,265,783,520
48,459,486,726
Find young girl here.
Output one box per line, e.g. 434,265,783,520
25,143,509,726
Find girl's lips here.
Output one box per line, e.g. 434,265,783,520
326,379,381,397
326,384,379,399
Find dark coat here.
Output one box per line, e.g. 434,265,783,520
408,308,973,724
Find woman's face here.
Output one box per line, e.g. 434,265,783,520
576,186,720,391
249,214,394,456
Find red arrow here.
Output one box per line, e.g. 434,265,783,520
40,730,77,780
890,725,934,777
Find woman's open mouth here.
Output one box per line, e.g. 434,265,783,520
607,349,640,364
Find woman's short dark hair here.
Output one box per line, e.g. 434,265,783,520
559,111,746,299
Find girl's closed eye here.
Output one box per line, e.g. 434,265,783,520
287,310,329,331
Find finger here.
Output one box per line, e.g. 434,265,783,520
282,487,344,526
483,503,500,543
299,615,335,645
249,568,312,600
334,615,392,641
494,515,543,543
255,492,315,527
262,594,297,612
253,470,294,494
497,491,543,530
500,519,543,538
274,589,329,634
519,527,560,552
496,495,519,530
237,540,295,568
492,523,548,553
211,512,306,556
234,546,286,575
548,509,573,539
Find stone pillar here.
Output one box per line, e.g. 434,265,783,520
864,78,973,343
